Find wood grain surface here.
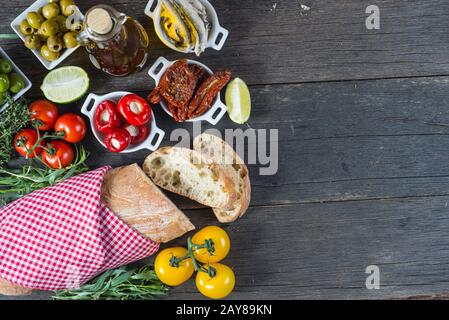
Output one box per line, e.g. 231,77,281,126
2,0,449,300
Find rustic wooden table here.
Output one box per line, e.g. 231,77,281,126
2,0,449,300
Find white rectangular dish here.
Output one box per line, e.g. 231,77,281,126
0,47,32,112
148,56,228,125
10,0,83,70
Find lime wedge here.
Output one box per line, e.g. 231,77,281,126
225,78,251,124
41,66,89,104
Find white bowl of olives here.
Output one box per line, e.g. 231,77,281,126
10,0,84,70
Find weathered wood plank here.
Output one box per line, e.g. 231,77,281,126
8,76,449,210
3,0,449,301
2,0,449,93
6,195,449,300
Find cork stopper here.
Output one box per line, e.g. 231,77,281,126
86,8,113,34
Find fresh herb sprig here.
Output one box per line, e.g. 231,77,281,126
0,94,30,167
0,145,89,204
52,265,168,300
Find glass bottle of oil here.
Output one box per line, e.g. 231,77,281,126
77,4,149,77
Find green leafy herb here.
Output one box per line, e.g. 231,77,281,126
0,94,30,168
52,265,168,300
0,145,89,204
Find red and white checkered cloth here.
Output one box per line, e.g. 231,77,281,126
0,166,159,291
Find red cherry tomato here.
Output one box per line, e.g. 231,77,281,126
41,140,74,169
117,94,152,126
13,128,45,158
104,128,131,153
94,100,122,134
124,124,149,144
54,113,87,143
29,99,59,131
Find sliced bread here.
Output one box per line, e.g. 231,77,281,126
193,133,251,222
143,147,237,210
101,163,195,243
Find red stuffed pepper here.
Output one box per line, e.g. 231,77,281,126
117,94,152,126
104,128,131,153
94,100,122,134
124,124,149,145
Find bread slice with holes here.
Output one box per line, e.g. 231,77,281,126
193,133,251,222
143,147,237,210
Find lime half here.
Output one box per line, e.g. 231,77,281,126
225,78,251,124
41,66,89,104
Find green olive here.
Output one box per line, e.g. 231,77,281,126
40,45,60,61
24,34,42,50
47,36,63,52
36,27,49,41
39,19,59,37
48,0,60,3
42,3,60,20
70,21,83,32
19,19,34,36
9,73,25,94
26,11,44,29
63,31,78,48
60,0,76,17
53,15,68,33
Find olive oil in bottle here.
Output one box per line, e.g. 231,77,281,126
77,5,149,77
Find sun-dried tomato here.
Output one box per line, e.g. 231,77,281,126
188,70,231,118
147,61,228,121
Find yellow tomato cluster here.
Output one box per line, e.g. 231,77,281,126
154,226,235,299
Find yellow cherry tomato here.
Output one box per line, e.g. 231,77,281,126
196,263,235,299
192,226,231,263
154,247,194,286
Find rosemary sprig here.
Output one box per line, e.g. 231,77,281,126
0,94,30,168
0,145,89,204
52,265,168,300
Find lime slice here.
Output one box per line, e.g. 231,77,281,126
41,66,89,104
225,78,251,124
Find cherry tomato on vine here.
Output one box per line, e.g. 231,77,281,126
41,140,74,169
192,226,231,263
154,247,194,287
54,113,87,143
195,263,235,299
29,99,59,131
13,128,45,158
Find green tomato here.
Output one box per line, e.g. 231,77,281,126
9,73,25,94
0,74,10,93
0,59,13,74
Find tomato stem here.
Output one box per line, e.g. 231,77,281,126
168,237,217,278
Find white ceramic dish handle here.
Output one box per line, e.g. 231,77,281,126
139,125,165,151
144,0,159,18
210,26,229,51
148,56,171,81
200,99,228,125
80,93,101,117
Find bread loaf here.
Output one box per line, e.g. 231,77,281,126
0,278,33,296
0,164,194,296
101,163,195,243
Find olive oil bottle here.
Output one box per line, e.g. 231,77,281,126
77,4,149,77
